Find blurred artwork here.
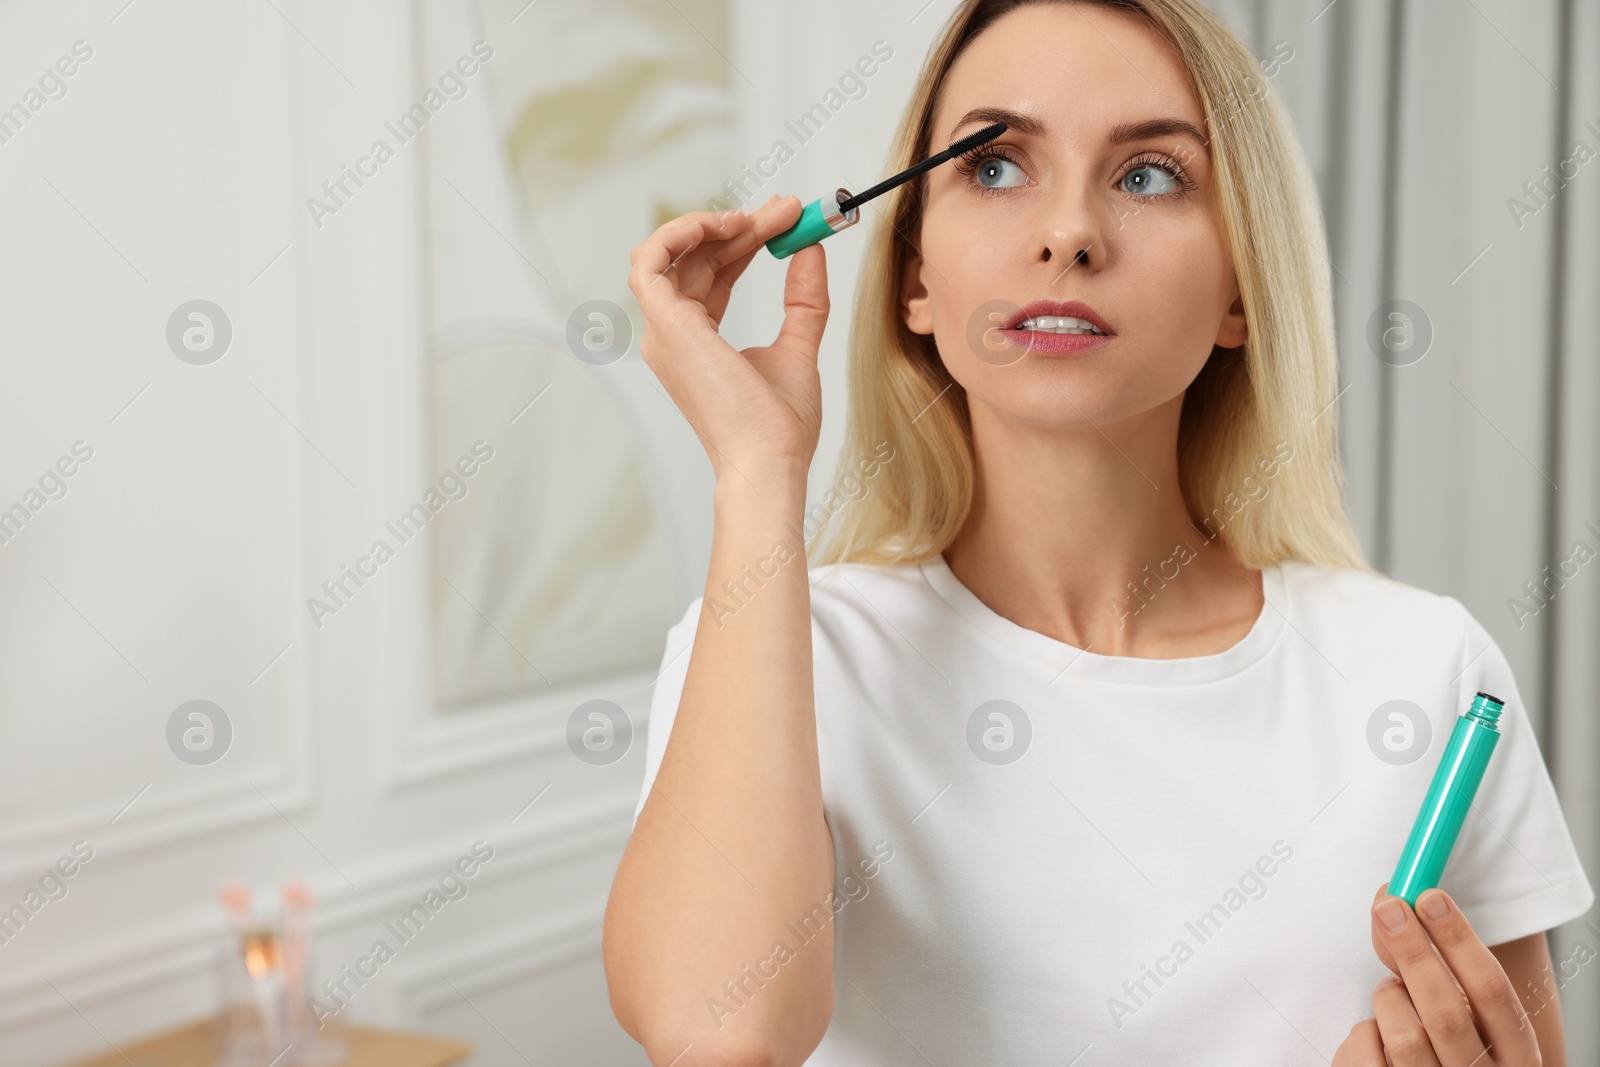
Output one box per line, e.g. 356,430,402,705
418,0,732,705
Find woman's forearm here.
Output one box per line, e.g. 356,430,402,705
604,466,835,1066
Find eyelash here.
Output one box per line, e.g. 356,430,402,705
951,145,1196,200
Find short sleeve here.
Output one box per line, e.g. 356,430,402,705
1434,596,1595,947
631,596,704,828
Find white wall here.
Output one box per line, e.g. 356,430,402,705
0,2,651,1063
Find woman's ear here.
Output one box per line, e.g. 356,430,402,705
901,251,934,336
1215,280,1248,349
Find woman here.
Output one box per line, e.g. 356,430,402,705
605,1,1594,1063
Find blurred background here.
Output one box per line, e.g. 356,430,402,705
0,0,1595,1064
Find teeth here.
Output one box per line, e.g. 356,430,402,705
1016,315,1105,335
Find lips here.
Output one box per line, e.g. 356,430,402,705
1004,300,1114,335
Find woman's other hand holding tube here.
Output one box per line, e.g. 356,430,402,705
1333,883,1543,1066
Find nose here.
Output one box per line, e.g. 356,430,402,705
1037,183,1106,277
1041,225,1099,275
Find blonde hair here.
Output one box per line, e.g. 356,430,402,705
808,0,1374,576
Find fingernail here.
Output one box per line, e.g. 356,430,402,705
1420,891,1449,922
1376,898,1407,932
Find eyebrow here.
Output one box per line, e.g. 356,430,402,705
946,107,1208,150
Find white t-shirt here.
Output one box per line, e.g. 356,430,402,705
631,555,1594,1065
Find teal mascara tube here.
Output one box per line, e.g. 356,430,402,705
1388,691,1505,906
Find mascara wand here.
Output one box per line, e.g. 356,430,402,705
765,121,1008,259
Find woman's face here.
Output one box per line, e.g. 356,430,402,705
903,3,1247,429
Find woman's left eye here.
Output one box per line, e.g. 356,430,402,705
1120,163,1182,196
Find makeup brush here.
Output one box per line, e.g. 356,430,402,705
765,121,1008,259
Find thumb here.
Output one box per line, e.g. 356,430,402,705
768,241,829,361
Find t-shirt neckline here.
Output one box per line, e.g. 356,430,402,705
918,553,1290,686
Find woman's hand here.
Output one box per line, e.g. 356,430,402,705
1333,882,1541,1065
626,195,828,484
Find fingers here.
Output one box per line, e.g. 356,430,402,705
627,208,745,334
702,197,804,322
1372,882,1400,974
1373,974,1444,1066
1412,888,1541,1063
768,242,830,361
702,240,763,325
633,198,795,299
628,208,736,285
1333,1018,1387,1066
629,197,803,343
1372,891,1488,1065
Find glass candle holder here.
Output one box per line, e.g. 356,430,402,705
215,931,350,1065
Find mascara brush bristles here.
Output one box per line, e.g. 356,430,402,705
838,121,1007,214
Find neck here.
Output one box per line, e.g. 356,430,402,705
942,393,1259,658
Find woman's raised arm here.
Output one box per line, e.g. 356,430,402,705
604,196,837,1067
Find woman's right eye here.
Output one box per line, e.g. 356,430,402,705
956,149,1028,194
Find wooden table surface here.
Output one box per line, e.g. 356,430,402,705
56,1018,473,1067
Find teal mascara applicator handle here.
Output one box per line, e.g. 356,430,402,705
1387,691,1505,906
766,188,860,259
765,120,1008,259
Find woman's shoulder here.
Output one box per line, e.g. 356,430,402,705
660,559,931,639
1276,557,1455,609
806,558,930,596
1273,557,1484,655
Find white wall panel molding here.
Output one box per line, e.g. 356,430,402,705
0,790,634,1035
